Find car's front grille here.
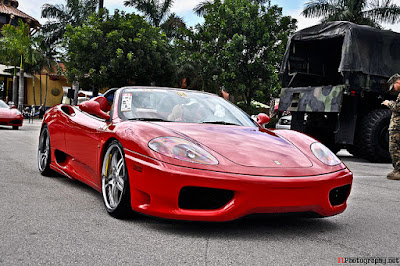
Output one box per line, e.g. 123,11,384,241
178,186,234,210
9,119,22,124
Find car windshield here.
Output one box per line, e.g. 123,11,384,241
0,100,9,109
118,88,256,127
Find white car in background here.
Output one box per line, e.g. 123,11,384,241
275,115,292,129
62,87,93,105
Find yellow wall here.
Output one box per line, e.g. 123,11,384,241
26,74,71,108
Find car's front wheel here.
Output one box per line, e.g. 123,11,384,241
38,125,52,176
101,141,131,218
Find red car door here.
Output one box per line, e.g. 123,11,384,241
64,110,107,187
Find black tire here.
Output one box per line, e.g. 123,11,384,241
101,140,132,218
12,126,19,130
358,109,391,163
38,125,53,176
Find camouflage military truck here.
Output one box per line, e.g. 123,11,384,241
279,21,400,162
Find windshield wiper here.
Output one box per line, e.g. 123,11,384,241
200,121,240,126
129,118,170,122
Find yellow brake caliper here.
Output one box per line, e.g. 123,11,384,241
105,154,112,178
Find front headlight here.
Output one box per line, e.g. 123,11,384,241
310,142,341,166
148,137,219,165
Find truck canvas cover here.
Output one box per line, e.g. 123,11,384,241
280,21,400,78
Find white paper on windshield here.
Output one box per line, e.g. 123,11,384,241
121,93,132,112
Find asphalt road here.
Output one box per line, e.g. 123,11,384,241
1,120,399,266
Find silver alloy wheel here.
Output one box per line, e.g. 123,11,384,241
38,127,50,172
102,143,126,211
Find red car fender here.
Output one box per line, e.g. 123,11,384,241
273,129,347,169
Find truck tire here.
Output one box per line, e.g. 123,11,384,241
358,109,391,163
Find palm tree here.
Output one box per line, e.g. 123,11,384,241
193,0,220,16
124,0,177,27
41,0,98,44
160,13,187,38
37,39,59,108
124,0,186,39
302,0,400,28
29,46,46,106
1,20,38,109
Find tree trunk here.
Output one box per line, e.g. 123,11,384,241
32,76,36,106
12,75,18,105
99,0,104,9
44,73,48,107
39,73,42,105
18,68,24,110
72,80,79,105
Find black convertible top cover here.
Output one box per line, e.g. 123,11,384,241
280,21,400,78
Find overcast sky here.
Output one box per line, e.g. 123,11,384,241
16,0,400,32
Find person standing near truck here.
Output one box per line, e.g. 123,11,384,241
382,74,400,180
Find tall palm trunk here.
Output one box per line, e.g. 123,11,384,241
12,76,18,105
39,73,42,105
12,67,18,105
18,67,24,110
18,55,25,110
44,73,48,107
32,76,36,106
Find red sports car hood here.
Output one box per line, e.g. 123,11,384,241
0,108,17,117
156,123,312,168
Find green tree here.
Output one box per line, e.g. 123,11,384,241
193,0,217,16
194,0,269,16
123,0,186,38
302,0,400,28
62,10,176,91
41,0,99,44
123,0,174,27
0,31,20,105
0,20,38,109
189,0,296,112
160,13,187,39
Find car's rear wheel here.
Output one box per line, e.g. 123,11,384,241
38,125,52,176
101,141,131,218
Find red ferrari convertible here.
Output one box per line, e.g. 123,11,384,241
0,100,23,129
38,87,352,221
